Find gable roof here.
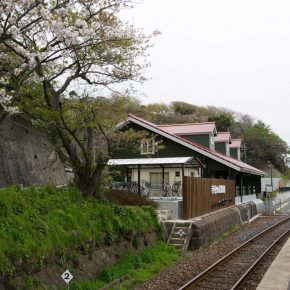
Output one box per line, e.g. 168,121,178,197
156,122,217,136
230,139,242,149
124,114,264,176
214,132,232,143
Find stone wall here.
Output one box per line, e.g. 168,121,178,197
189,208,240,249
163,201,263,250
0,116,67,188
189,202,259,249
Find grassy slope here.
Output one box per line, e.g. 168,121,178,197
0,186,160,286
71,242,181,290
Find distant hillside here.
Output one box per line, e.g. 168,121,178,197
94,96,290,176
114,97,289,173
0,115,67,187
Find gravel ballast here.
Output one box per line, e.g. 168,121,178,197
134,216,286,290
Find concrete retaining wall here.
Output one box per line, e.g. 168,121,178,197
154,198,183,220
190,202,261,250
0,116,67,188
163,201,262,250
189,208,240,249
190,202,260,249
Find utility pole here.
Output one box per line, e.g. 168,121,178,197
268,161,273,192
243,143,248,163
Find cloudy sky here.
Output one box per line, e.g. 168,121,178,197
120,0,290,145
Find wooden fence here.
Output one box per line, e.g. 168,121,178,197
183,177,236,219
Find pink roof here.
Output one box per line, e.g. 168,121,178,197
177,135,262,174
126,114,264,176
157,122,217,135
214,132,232,143
230,139,242,149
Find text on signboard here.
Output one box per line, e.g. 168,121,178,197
211,185,226,194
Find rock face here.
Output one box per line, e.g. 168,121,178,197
0,116,67,188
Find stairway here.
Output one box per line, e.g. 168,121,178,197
167,222,193,250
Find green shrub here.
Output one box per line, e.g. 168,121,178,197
105,189,158,208
0,185,160,284
71,242,181,290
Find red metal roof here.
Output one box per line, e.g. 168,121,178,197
174,134,262,175
157,122,217,135
214,132,232,143
126,114,264,176
230,139,242,148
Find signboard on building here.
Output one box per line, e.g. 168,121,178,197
211,185,226,194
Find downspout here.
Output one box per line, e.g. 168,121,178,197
240,173,243,203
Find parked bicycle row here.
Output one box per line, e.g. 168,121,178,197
112,180,183,198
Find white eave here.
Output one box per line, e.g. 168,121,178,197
108,157,196,166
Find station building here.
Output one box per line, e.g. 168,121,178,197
109,114,264,206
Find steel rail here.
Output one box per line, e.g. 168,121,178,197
230,227,290,290
178,216,290,290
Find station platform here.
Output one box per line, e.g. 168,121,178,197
256,236,290,290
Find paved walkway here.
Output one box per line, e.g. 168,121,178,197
256,192,290,289
256,236,290,290
265,191,290,212
274,191,290,202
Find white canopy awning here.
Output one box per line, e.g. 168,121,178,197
108,157,199,166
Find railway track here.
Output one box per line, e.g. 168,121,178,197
178,216,290,290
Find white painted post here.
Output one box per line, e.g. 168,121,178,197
61,269,73,290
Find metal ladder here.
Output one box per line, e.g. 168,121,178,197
167,222,193,251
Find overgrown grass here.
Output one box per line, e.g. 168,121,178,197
70,242,181,290
0,185,160,285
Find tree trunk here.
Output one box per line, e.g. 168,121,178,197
76,163,107,197
41,81,109,197
0,105,8,123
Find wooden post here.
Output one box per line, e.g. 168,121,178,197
246,176,249,195
182,164,185,192
240,174,243,203
161,165,165,190
235,174,240,197
138,164,141,194
126,167,129,183
257,175,262,194
250,175,254,194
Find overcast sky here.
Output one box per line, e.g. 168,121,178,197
120,0,290,145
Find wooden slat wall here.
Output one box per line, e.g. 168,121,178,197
183,177,236,219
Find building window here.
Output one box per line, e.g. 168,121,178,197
175,171,180,177
141,138,156,155
150,172,169,190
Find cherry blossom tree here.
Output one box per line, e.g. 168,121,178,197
0,0,155,196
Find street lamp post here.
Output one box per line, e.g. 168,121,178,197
266,161,274,214
268,161,273,193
